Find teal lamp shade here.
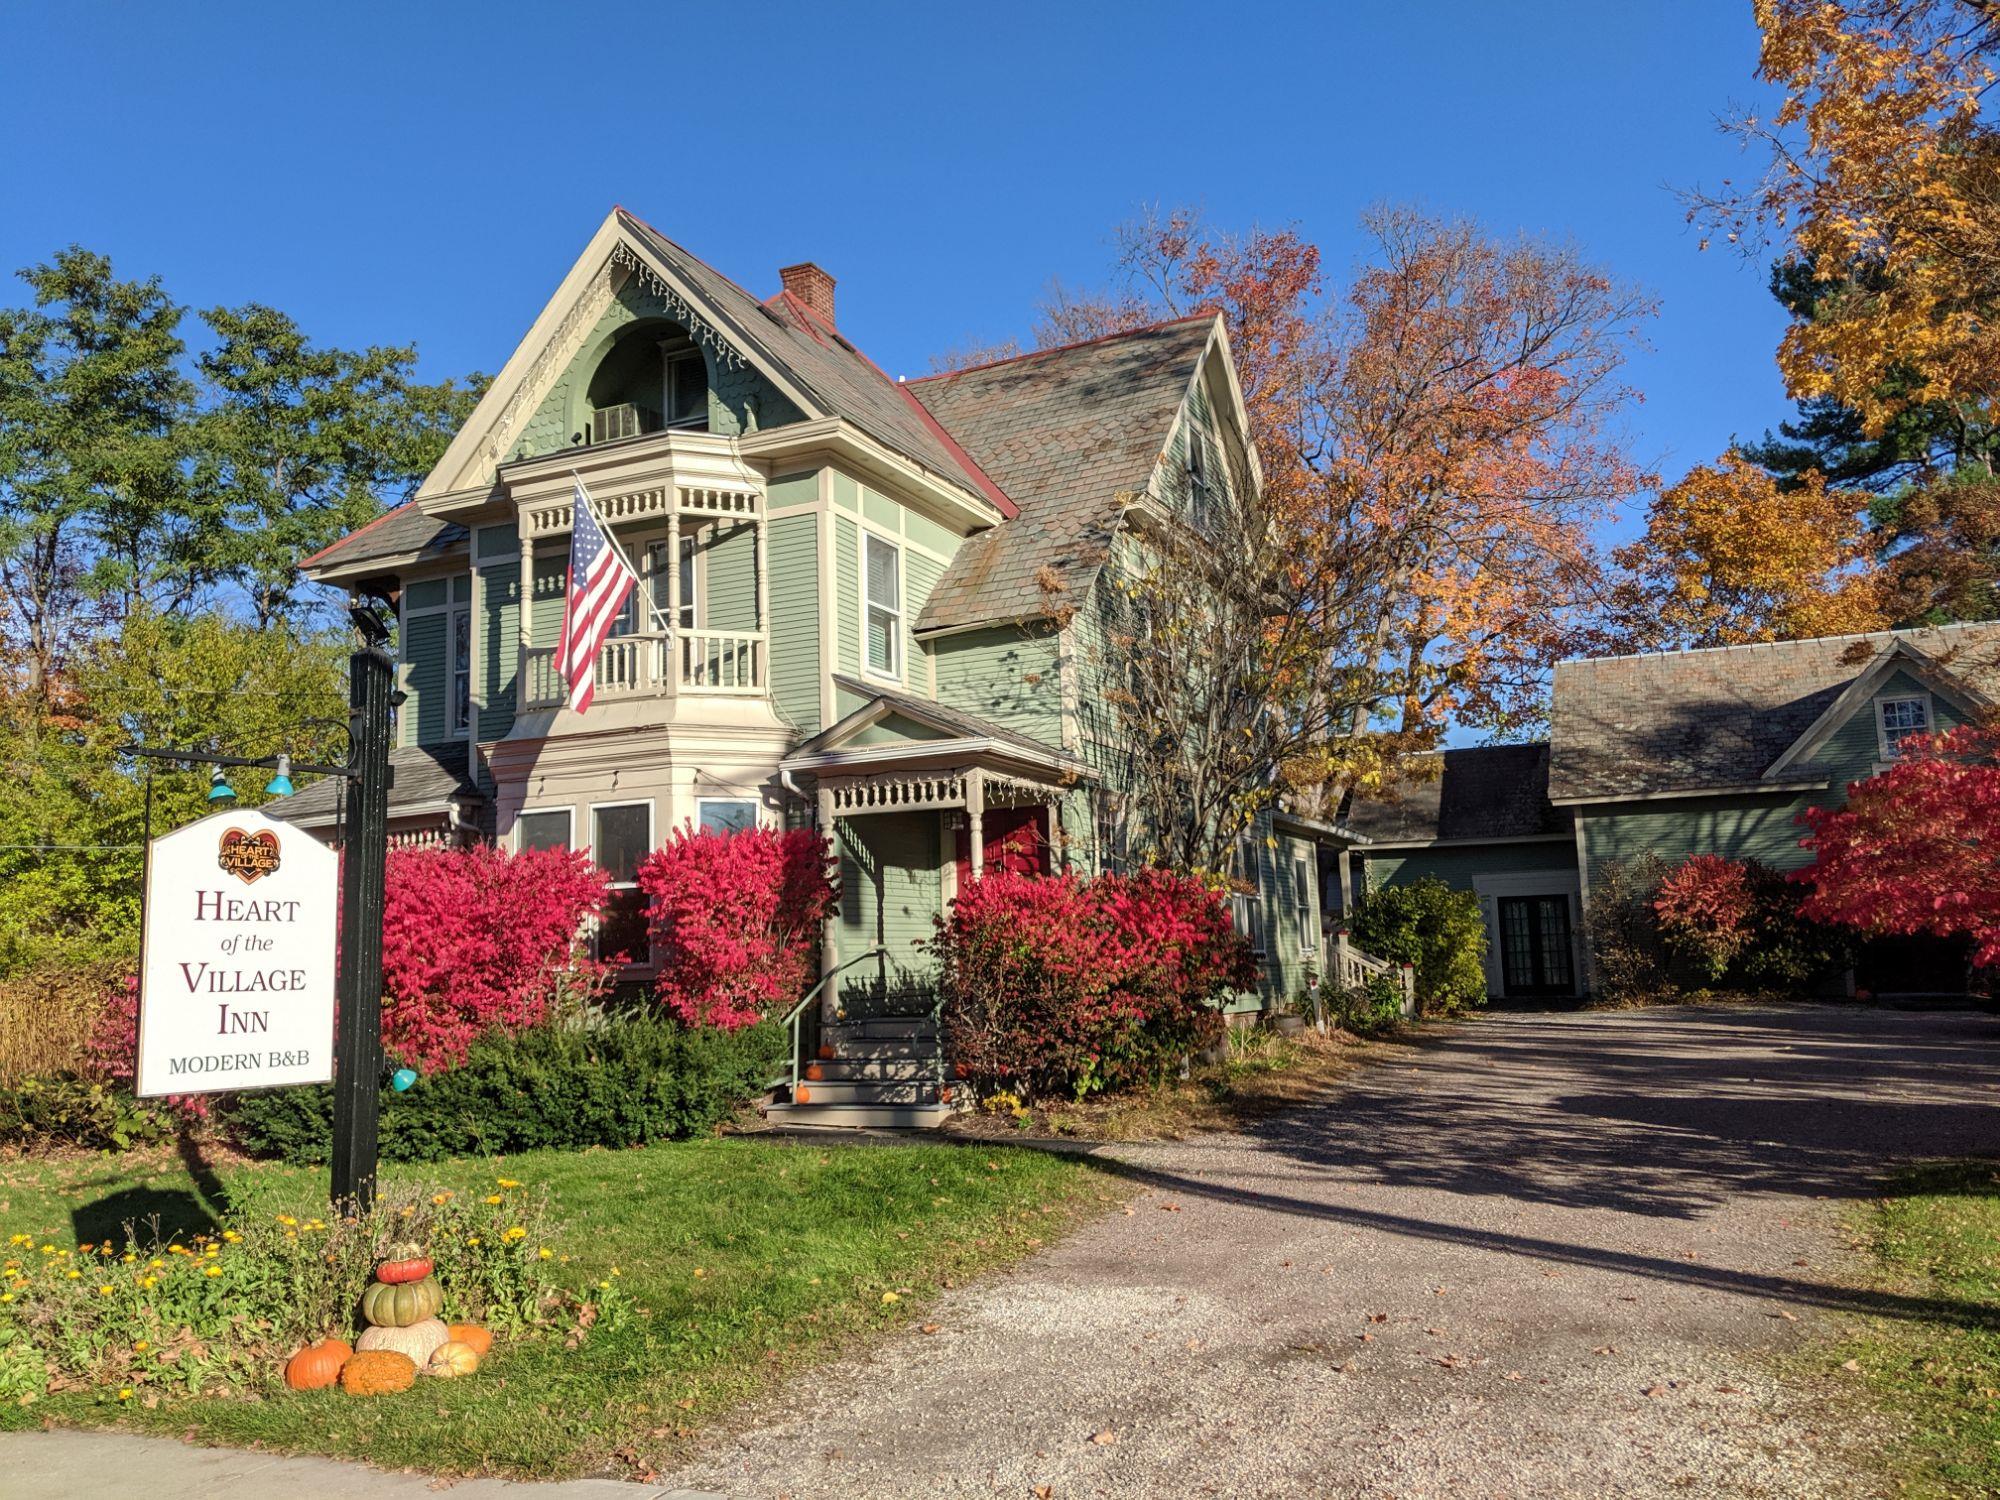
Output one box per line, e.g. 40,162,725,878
263,754,294,798
206,767,237,803
390,1067,418,1093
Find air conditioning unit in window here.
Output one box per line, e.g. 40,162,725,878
591,402,659,444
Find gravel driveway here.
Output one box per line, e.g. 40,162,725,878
665,1004,2000,1499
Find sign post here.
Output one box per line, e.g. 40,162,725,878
330,613,395,1215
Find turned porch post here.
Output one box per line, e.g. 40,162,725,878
964,769,985,879
515,539,532,713
666,509,683,696
817,786,840,1018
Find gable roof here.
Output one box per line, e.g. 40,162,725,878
617,212,1010,515
908,316,1218,633
1344,743,1566,846
1548,622,2000,803
804,674,1067,760
297,498,465,576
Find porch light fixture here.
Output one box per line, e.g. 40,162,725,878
263,755,294,798
206,767,237,804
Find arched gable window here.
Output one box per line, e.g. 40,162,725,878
579,320,708,443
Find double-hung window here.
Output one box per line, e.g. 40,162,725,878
449,605,472,733
664,351,707,430
1877,696,1932,758
864,532,902,679
1232,833,1266,954
517,808,572,853
1294,853,1317,958
592,803,653,965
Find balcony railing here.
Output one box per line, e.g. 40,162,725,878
521,629,765,711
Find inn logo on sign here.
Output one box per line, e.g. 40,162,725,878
217,827,282,884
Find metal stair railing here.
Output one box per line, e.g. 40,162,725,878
770,946,889,1100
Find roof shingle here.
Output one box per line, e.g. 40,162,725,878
1344,743,1565,845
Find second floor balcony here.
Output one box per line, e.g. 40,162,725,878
503,431,772,714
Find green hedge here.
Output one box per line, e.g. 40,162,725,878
223,1018,785,1164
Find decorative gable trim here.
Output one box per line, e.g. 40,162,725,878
1761,639,1994,780
415,210,824,503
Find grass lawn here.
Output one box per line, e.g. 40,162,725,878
1827,1161,2000,1498
0,1135,1119,1480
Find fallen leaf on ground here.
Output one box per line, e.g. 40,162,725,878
1841,1359,1862,1373
1089,1428,1116,1445
921,1324,940,1335
1501,1371,1525,1382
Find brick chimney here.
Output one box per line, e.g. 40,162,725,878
779,262,836,326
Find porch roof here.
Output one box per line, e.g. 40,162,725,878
780,678,1092,791
265,741,486,830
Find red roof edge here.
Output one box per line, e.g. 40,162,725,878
298,498,423,571
907,311,1216,385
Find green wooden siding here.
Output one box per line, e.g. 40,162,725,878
905,549,945,694
933,626,1062,746
530,552,566,648
834,811,941,1014
401,612,448,747
702,521,758,631
478,562,519,742
768,512,821,735
835,514,860,676
1360,841,1579,894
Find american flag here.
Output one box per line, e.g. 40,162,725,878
555,477,637,713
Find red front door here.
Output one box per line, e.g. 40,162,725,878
955,805,1050,885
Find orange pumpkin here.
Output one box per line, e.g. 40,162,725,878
794,1085,812,1104
804,1063,824,1081
338,1349,417,1395
817,1043,835,1060
374,1241,434,1285
284,1337,351,1391
446,1323,493,1356
428,1340,480,1378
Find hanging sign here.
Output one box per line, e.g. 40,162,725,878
135,807,338,1097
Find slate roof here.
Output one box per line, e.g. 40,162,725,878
266,741,484,828
1344,743,1566,845
1548,622,2000,802
298,501,466,575
907,316,1216,633
617,212,1013,516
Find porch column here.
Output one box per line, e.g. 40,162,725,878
515,541,533,713
817,786,840,1018
753,511,771,689
665,509,682,697
964,769,985,880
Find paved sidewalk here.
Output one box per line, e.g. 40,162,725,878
0,1428,725,1499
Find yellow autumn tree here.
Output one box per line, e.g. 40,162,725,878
1699,1,2000,434
1610,455,1888,649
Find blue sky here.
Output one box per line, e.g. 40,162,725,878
1,1,1785,537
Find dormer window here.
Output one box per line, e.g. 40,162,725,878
581,321,708,444
663,346,707,429
1186,424,1217,533
1877,695,1932,758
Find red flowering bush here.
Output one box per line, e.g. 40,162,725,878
379,844,612,1069
1801,726,2000,967
931,868,1255,1100
638,826,838,1030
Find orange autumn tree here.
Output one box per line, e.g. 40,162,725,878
1697,1,2000,435
1610,454,1889,649
980,206,1652,838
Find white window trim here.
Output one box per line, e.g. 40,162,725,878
514,805,576,853
1233,834,1267,957
1876,693,1934,760
1294,852,1318,959
590,798,657,967
859,526,905,683
696,796,762,835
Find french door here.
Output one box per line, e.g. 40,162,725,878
1498,895,1575,997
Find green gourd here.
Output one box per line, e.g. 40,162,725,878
360,1274,443,1328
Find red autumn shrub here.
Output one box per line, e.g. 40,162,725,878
1800,726,2000,967
1653,854,1759,982
379,844,612,1069
931,868,1256,1100
84,972,209,1119
638,826,838,1030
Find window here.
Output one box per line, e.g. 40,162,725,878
1294,853,1318,958
1232,834,1265,954
592,803,653,964
1498,895,1574,997
664,351,707,430
517,808,572,853
449,606,472,733
864,532,902,679
697,799,758,835
1878,696,1932,758
1094,791,1129,874
1187,424,1216,533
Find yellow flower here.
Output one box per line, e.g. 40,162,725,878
133,1340,149,1353
880,1291,900,1305
148,1259,164,1270
65,1269,80,1280
496,1178,521,1189
502,1227,526,1243
203,1246,218,1258
39,1245,54,1256
222,1231,241,1243
97,1285,113,1296
202,1265,221,1278
120,1253,135,1264
483,1194,503,1205
536,1247,552,1260
466,1236,480,1247
431,1193,452,1205
609,1266,621,1276
116,1388,132,1401
140,1277,157,1289
1,1293,13,1304
597,1280,610,1290
693,1267,706,1279
276,1215,297,1227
